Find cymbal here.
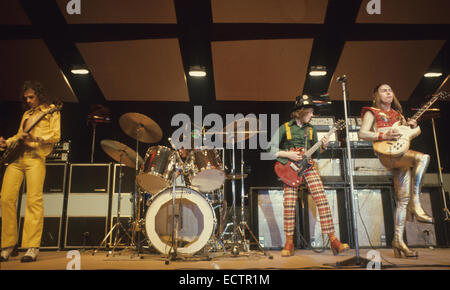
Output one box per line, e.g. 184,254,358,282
100,139,143,168
221,116,261,144
225,173,248,180
119,113,162,143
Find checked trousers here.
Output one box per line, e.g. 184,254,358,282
283,165,335,237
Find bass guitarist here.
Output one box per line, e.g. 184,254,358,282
358,83,432,259
269,95,349,257
0,81,61,262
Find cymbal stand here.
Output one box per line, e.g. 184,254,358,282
431,117,450,221
93,154,132,255
236,148,272,258
130,126,145,252
166,138,185,263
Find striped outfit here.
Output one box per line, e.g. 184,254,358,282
283,165,334,236
269,119,336,237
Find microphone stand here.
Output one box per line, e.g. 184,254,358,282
335,75,370,267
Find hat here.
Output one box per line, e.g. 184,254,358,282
293,94,318,112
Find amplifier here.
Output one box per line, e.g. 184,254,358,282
348,131,372,147
313,158,344,184
305,187,344,249
310,116,335,131
64,163,111,248
251,187,286,249
250,186,348,250
405,189,437,247
18,163,68,249
351,158,392,184
47,141,71,163
311,116,339,148
348,117,362,131
349,187,394,248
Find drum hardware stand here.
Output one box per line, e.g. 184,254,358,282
130,125,148,253
430,116,450,221
222,134,272,258
93,156,132,256
335,75,370,267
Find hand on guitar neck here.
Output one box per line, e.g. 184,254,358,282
0,137,6,149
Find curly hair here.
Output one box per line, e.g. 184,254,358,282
20,80,55,109
372,83,403,114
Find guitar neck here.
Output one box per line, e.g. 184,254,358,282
304,129,334,158
410,95,439,121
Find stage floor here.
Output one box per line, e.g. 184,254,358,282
1,247,450,270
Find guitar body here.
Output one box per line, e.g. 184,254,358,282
274,148,315,187
0,103,62,167
0,141,25,167
373,121,421,157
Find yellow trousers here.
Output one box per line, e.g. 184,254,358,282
1,153,46,248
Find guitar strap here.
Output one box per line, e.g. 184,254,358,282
284,122,292,140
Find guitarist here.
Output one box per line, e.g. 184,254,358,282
269,95,349,257
0,81,60,262
358,83,431,259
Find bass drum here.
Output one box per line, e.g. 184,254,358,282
145,186,216,255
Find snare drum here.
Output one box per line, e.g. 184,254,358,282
189,149,225,192
145,186,216,255
137,146,176,194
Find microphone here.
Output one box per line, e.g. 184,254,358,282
336,75,347,83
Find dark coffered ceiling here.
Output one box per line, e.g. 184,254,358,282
0,0,449,106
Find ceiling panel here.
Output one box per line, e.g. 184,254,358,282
212,39,314,101
76,39,189,101
357,0,450,24
211,0,328,23
57,0,177,24
327,40,445,102
0,0,31,25
0,39,78,103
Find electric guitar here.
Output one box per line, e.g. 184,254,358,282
373,91,448,157
0,103,62,167
274,120,345,187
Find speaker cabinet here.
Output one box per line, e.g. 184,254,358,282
64,163,111,248
251,187,286,249
250,186,347,249
17,163,67,249
348,186,394,248
304,187,346,249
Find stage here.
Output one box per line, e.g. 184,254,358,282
1,247,450,270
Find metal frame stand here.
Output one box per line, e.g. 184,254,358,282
335,75,371,267
431,117,450,221
93,156,132,256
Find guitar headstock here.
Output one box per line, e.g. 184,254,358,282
333,119,346,131
46,102,63,114
435,91,448,101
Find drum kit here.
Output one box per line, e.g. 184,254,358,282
94,112,271,261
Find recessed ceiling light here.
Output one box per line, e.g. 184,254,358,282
189,66,206,77
71,68,90,75
424,72,442,78
309,65,327,77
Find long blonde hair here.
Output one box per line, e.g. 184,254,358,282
290,107,312,121
372,83,403,114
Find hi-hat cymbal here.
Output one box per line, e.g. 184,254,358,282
221,116,261,144
100,139,143,168
119,113,163,143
